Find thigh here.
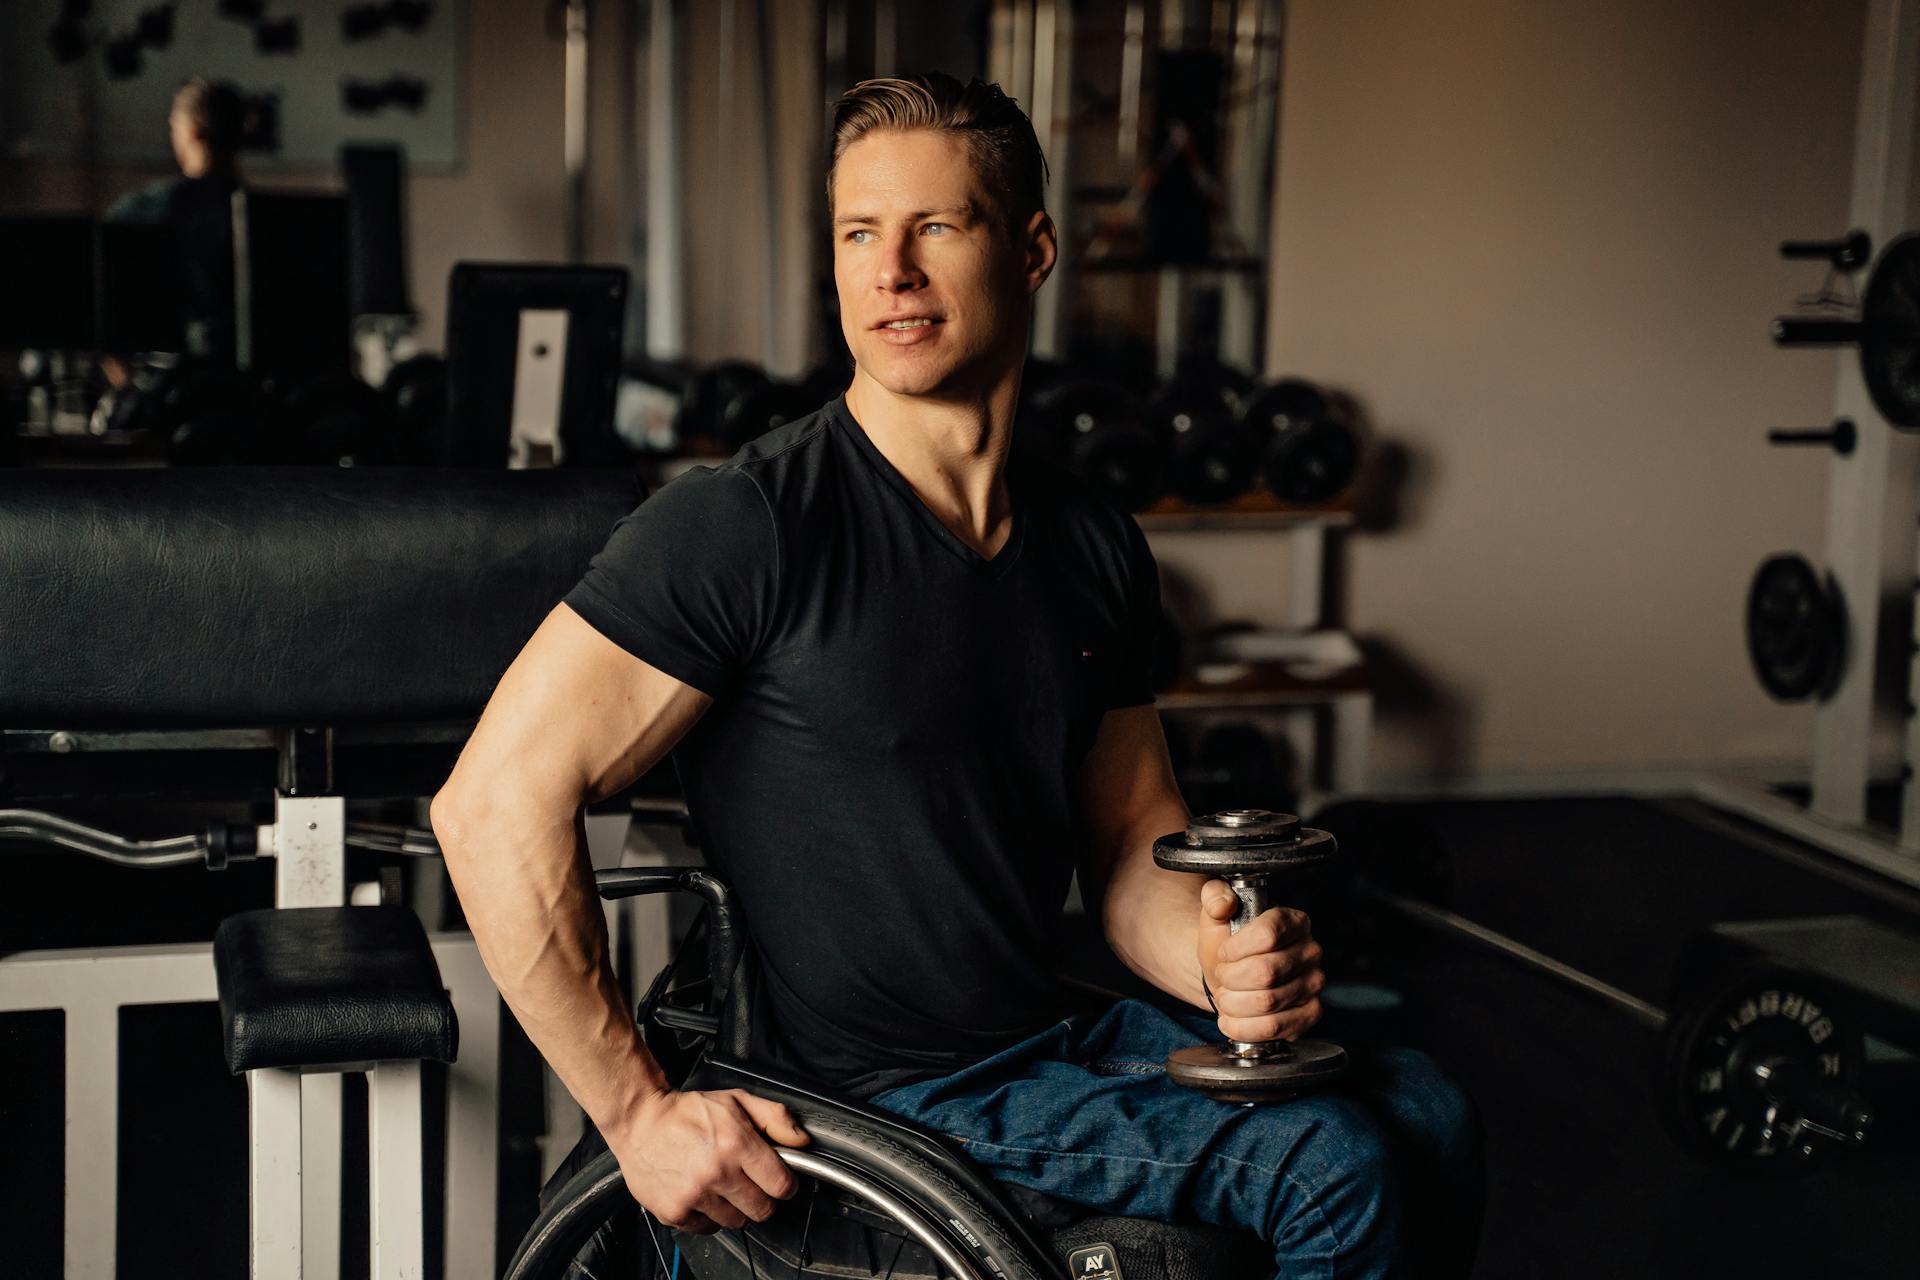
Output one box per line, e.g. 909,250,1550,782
871,999,1401,1259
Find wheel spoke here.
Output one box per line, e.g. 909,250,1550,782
639,1207,674,1279
881,1230,907,1279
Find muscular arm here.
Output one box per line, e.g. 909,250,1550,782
429,603,709,1144
1074,705,1206,1008
1076,706,1326,1043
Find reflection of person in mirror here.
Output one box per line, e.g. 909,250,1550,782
103,78,247,381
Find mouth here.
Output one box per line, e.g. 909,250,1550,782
871,316,944,346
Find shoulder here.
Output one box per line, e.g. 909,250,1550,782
104,178,179,224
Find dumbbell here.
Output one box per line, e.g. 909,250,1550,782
276,372,392,466
1242,378,1361,504
1153,809,1349,1102
1155,366,1261,506
1029,377,1166,512
382,354,448,465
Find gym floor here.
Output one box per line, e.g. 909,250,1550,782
4,793,1917,1277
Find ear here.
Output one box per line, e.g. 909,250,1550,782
1021,209,1058,296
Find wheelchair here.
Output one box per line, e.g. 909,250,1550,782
505,865,1271,1280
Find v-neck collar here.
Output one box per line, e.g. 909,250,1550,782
831,398,1025,575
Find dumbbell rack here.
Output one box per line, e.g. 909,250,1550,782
1693,0,1920,891
1141,492,1371,815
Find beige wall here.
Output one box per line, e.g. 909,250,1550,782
1152,0,1919,786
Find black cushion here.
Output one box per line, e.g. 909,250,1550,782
0,467,643,727
213,905,458,1073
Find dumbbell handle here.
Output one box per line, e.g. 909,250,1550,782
1219,872,1287,1059
1779,231,1872,270
1767,419,1856,455
1773,317,1865,346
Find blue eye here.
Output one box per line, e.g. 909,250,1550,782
923,223,949,235
847,229,873,244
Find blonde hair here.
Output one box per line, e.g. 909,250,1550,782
827,73,1049,237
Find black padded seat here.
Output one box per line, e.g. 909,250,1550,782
213,906,458,1073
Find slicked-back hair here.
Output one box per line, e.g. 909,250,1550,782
171,78,245,153
827,73,1049,239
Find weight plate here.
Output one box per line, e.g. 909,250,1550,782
1744,554,1845,702
1862,235,1920,429
1165,1038,1349,1101
1153,826,1334,876
1658,966,1868,1170
1264,419,1361,505
1032,378,1166,511
1241,378,1330,436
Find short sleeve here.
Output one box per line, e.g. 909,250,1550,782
562,466,779,695
1105,515,1163,710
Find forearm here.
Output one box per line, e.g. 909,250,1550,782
432,795,670,1143
1099,823,1214,1012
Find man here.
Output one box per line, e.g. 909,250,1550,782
433,74,1482,1277
105,78,246,369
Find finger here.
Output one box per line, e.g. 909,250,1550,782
735,1131,801,1204
658,1209,719,1235
694,1192,751,1231
1211,968,1325,1018
735,1091,811,1149
1200,879,1238,921
1217,939,1323,991
1217,907,1286,963
1217,996,1323,1044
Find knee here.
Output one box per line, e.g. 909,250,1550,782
1261,1098,1402,1268
1377,1048,1485,1185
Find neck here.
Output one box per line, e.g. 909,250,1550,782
843,366,1025,558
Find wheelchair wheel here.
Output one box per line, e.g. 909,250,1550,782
503,1132,1056,1280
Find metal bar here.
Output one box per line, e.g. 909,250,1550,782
0,809,203,866
249,1069,306,1279
368,1061,426,1280
1371,891,1670,1030
646,0,688,359
1816,0,1920,826
564,0,591,262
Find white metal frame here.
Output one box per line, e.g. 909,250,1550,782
1697,0,1920,881
0,934,499,1280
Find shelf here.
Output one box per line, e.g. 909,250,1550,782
1157,658,1371,711
1137,490,1354,529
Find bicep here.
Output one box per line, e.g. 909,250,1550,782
438,602,711,820
1075,704,1188,896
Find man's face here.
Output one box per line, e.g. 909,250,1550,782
831,129,1052,399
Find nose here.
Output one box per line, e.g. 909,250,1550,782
876,231,927,293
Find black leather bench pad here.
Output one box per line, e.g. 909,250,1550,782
0,467,644,726
213,905,459,1073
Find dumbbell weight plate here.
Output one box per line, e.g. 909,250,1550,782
1164,1039,1351,1102
1860,236,1920,429
1153,824,1333,877
1744,554,1845,702
676,361,771,450
1031,378,1166,512
720,378,817,450
1657,966,1869,1170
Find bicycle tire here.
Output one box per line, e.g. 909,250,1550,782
502,1107,1057,1280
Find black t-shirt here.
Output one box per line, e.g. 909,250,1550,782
565,398,1161,1097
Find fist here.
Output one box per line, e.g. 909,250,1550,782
1197,880,1326,1043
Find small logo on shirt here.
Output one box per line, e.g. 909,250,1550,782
1069,1244,1124,1278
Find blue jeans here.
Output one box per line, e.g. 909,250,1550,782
870,999,1483,1280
